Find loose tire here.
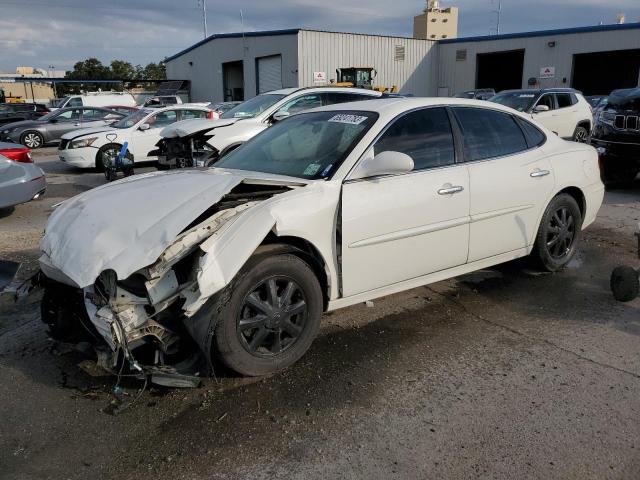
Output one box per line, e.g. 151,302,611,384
610,266,639,302
212,250,323,376
532,193,583,271
573,125,589,143
21,131,44,149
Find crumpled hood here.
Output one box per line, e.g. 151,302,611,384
40,168,306,288
160,118,239,138
61,126,116,140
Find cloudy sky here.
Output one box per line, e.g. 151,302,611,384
1,0,639,72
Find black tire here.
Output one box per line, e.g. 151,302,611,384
573,125,589,143
212,250,323,376
532,193,583,272
610,266,639,302
20,130,44,149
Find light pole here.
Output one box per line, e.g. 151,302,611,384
492,0,502,35
48,65,57,99
198,0,208,38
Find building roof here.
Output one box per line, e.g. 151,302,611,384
439,22,640,44
164,29,436,63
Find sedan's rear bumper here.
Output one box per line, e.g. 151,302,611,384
0,163,46,209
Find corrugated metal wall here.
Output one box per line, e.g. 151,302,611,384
165,34,299,102
297,31,438,96
438,28,640,96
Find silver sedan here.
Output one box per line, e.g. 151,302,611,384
0,143,46,209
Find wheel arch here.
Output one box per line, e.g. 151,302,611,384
576,119,592,131
556,186,586,218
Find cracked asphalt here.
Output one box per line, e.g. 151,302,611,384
1,149,639,480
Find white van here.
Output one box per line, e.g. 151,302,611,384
52,91,137,110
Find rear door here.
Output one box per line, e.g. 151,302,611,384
341,107,470,297
453,106,555,262
555,93,579,138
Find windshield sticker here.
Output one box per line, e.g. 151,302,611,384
320,164,333,177
303,163,322,176
328,114,368,125
518,94,535,98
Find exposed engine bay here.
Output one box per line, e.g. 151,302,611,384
153,133,220,170
38,181,294,387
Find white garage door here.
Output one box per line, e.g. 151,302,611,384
257,55,283,93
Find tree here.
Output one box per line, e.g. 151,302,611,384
142,62,166,80
110,60,137,79
66,58,111,80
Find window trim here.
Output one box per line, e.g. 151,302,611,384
345,105,461,183
450,105,546,164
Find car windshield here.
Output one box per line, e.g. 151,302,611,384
111,108,153,129
607,88,640,111
220,94,286,119
39,109,65,121
490,92,537,112
215,110,378,179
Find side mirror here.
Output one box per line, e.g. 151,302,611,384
350,151,414,180
139,123,150,131
533,104,550,113
272,111,290,122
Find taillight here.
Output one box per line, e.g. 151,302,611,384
1,147,33,163
207,111,218,120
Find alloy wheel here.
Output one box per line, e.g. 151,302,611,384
546,207,576,260
23,133,42,148
574,128,588,143
237,276,308,357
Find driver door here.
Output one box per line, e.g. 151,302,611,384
46,108,82,141
128,109,178,160
531,94,562,136
340,107,470,297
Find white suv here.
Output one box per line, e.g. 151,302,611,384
490,89,593,142
155,87,383,168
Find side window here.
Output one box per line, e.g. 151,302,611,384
67,97,83,107
82,108,108,120
323,92,375,105
373,107,455,171
180,109,207,120
453,107,528,161
55,109,81,121
147,110,178,129
570,93,579,105
556,93,573,109
536,94,555,110
279,94,323,114
516,117,546,148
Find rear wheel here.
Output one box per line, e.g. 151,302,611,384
532,193,582,271
21,131,43,149
211,251,323,376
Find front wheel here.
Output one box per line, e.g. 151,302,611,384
532,193,583,271
573,125,589,143
212,251,323,376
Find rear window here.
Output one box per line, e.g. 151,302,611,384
556,94,573,109
516,117,546,148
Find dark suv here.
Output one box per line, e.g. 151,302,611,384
590,88,640,183
0,103,50,126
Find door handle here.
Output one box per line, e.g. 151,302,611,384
438,185,464,195
530,169,550,178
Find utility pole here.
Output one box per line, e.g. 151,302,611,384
492,0,502,34
49,65,57,99
198,0,208,38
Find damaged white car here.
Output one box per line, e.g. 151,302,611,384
35,98,604,386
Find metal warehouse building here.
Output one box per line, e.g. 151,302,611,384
165,23,640,102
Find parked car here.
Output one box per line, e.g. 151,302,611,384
36,97,604,383
590,87,640,183
0,107,125,149
155,87,383,169
0,142,45,209
143,95,183,107
52,92,136,109
454,89,496,100
0,103,50,126
105,105,139,115
489,88,593,142
57,105,215,169
207,101,242,117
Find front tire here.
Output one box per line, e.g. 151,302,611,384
212,251,323,376
21,131,44,149
532,193,582,271
573,125,589,143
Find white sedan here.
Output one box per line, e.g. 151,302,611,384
57,105,215,170
37,98,604,383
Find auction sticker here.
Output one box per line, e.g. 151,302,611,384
303,163,322,176
328,114,368,125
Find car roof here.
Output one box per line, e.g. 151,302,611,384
498,88,580,95
264,86,383,97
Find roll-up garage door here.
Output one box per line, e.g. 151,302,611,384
257,55,283,93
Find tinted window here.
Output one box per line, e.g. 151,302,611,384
324,92,376,104
279,94,323,114
55,109,82,121
516,118,546,148
556,94,573,109
570,93,579,105
82,108,109,120
453,107,528,161
374,107,455,170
